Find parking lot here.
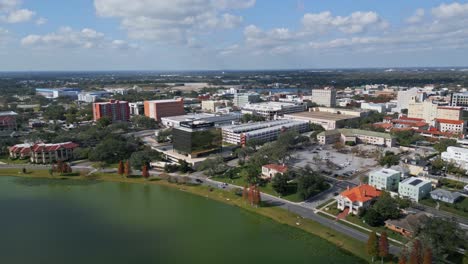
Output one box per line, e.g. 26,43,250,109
291,145,378,180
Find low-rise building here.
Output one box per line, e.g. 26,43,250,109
361,102,386,113
261,164,288,179
201,100,224,112
233,93,260,108
368,168,401,191
384,213,429,237
336,184,381,215
430,189,462,204
317,129,395,147
172,121,222,158
241,102,306,120
441,146,468,171
398,177,432,201
434,119,465,134
9,142,79,164
36,88,81,99
284,109,360,130
78,91,110,103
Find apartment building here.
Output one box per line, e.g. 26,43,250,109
144,99,185,121
441,146,468,170
241,102,306,120
9,142,79,164
398,177,432,201
221,119,309,145
368,168,401,192
93,100,130,122
311,87,336,107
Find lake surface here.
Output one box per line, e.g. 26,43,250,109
0,176,363,264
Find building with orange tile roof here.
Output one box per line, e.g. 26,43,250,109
261,164,288,179
336,184,381,215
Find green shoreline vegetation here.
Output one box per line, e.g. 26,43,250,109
0,168,394,263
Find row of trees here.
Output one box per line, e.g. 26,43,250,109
366,231,389,263
242,185,262,206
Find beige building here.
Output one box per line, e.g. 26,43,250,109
284,107,367,130
408,101,462,123
311,87,336,107
201,100,223,112
317,129,396,147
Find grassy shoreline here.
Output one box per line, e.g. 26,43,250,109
0,168,387,263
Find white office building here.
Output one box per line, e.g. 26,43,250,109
78,91,110,103
441,146,468,170
368,168,401,191
161,113,241,128
311,87,336,107
221,119,309,145
360,102,386,113
398,177,432,201
241,102,306,120
450,92,468,109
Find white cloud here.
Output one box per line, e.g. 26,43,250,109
432,2,468,19
0,0,19,12
94,0,254,43
35,17,47,25
21,27,136,50
406,8,425,24
302,11,388,34
2,8,34,23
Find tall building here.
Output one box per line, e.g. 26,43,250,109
311,87,336,107
396,88,425,111
233,93,260,108
144,99,185,121
129,102,144,115
450,92,468,109
93,100,130,122
172,121,222,158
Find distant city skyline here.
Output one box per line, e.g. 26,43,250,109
1,0,468,71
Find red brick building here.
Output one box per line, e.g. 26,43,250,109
144,99,185,121
93,100,130,122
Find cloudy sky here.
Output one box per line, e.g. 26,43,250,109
1,0,468,71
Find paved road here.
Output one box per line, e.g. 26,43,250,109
180,173,402,255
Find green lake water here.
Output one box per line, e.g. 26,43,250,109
0,176,364,264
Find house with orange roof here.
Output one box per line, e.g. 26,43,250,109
336,184,381,215
261,164,288,179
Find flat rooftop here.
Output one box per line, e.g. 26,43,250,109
401,177,431,188
285,111,358,121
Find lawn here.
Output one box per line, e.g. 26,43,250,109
420,197,468,219
213,175,304,202
0,156,31,165
440,178,466,191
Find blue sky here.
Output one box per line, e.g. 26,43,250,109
0,0,467,71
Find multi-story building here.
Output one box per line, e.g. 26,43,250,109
398,177,432,201
172,121,222,158
441,146,468,170
311,87,336,107
435,119,465,134
201,100,224,112
233,93,260,108
129,102,144,116
241,102,306,120
368,168,401,192
161,113,240,128
408,101,462,123
284,107,365,130
450,92,468,109
317,129,395,147
360,102,386,113
396,88,425,111
144,99,185,121
0,111,18,136
336,184,381,215
221,119,309,146
35,88,81,99
93,100,130,122
9,142,79,164
77,91,110,103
